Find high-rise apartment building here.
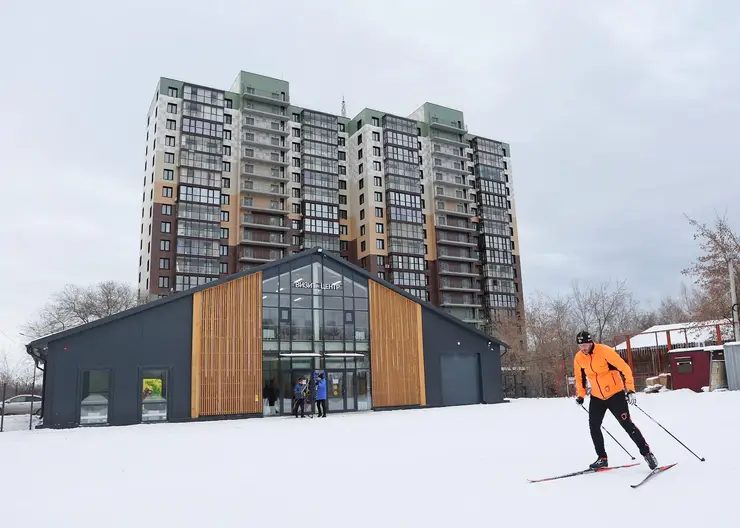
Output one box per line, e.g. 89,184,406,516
138,71,522,332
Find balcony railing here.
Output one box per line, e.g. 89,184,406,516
430,116,467,133
243,86,290,106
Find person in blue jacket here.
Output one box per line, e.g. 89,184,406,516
315,373,327,418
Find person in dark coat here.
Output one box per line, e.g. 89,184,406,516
293,378,307,418
315,373,327,418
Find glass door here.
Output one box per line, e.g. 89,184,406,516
345,370,356,411
327,371,345,412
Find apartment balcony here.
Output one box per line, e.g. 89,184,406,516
241,231,290,247
241,214,290,231
437,249,479,263
438,265,479,278
430,117,467,133
433,173,472,189
431,133,468,148
436,233,478,248
435,204,476,218
434,189,475,203
440,294,482,309
239,248,286,263
240,198,288,215
434,217,477,232
242,120,290,137
240,180,289,198
241,168,288,182
439,280,481,293
241,150,290,167
242,104,289,121
432,162,470,176
431,145,467,161
243,137,290,151
243,87,290,107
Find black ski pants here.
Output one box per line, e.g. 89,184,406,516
589,390,650,458
316,399,326,417
293,398,305,417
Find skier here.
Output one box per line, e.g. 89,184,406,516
573,330,659,470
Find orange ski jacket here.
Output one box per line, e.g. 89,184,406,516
574,343,635,400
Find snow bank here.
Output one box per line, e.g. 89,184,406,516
1,391,737,527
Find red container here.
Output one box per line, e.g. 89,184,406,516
669,347,712,392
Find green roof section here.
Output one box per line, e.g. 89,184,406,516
234,71,290,104
421,102,465,127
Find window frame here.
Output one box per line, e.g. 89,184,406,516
138,366,172,424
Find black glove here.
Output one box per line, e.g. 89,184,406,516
626,391,636,405
576,396,584,405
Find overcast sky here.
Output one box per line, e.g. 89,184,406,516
0,0,738,363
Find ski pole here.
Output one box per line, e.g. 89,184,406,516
633,403,706,462
580,404,636,460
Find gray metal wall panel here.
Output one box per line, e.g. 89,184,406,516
44,296,193,428
421,308,504,406
724,343,740,391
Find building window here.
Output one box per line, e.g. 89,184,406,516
220,262,228,274
372,117,380,127
340,225,348,235
373,161,382,171
221,210,229,222
376,239,384,249
375,207,383,218
165,135,175,146
167,103,177,114
166,119,177,130
220,227,229,239
223,145,231,156
161,204,172,215
159,258,170,269
374,192,383,202
167,87,178,97
224,114,232,125
163,169,174,180
339,180,347,190
80,370,111,425
160,239,170,251
160,221,171,233
162,186,173,198
158,276,169,288
373,146,381,156
374,176,382,186
141,369,168,422
223,161,231,172
375,223,384,233
164,152,175,164
224,129,232,140
361,241,366,252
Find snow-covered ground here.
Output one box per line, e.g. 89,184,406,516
1,390,737,527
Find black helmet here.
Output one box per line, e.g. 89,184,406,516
576,330,593,344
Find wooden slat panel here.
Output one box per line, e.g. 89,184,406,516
369,280,425,408
190,272,263,417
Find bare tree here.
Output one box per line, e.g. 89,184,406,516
570,279,641,344
23,280,140,339
682,212,740,320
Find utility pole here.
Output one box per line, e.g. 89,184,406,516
730,261,740,342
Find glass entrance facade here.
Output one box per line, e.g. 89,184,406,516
261,255,372,415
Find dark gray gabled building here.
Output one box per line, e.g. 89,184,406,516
27,248,507,429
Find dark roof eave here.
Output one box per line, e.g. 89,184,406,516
26,248,509,350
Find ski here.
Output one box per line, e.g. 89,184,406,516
630,463,677,489
528,462,640,483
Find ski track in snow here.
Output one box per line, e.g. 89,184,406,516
1,389,736,527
